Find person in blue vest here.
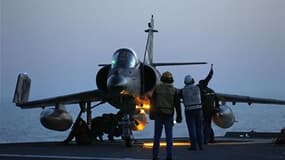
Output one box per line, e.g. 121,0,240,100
150,71,182,160
181,75,204,150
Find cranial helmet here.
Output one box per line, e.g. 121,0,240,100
161,71,174,83
184,75,195,85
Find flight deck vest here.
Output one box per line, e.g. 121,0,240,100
182,84,202,111
152,83,176,115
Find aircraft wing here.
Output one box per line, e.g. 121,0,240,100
215,92,285,106
16,89,107,109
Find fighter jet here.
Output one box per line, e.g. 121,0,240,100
13,15,285,146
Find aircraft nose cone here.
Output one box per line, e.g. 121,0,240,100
107,75,128,91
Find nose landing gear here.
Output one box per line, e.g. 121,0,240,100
120,114,135,147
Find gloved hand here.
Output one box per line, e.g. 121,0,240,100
176,116,182,123
149,110,156,120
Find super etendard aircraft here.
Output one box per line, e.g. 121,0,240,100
13,16,285,146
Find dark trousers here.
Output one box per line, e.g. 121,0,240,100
152,114,173,159
203,112,214,144
185,109,204,149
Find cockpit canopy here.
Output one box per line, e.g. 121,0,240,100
111,48,139,68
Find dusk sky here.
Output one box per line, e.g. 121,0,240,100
1,0,285,109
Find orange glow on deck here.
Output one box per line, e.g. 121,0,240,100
143,142,191,148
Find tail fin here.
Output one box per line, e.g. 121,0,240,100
143,15,158,65
143,16,206,67
13,73,31,105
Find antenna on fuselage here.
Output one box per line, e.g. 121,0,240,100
143,15,158,65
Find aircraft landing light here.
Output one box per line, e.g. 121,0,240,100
143,142,191,148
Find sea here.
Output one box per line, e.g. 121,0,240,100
1,101,285,143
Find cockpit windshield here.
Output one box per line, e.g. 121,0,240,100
111,48,138,68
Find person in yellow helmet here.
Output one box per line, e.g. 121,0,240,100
150,71,182,160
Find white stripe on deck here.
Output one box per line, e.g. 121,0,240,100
0,154,148,160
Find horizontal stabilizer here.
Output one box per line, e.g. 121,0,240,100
152,62,207,67
99,62,207,67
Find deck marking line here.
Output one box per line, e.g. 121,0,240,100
0,154,148,160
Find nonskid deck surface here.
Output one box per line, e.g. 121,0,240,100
0,134,284,160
